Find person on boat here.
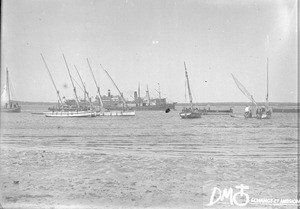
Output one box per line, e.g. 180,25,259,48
244,106,251,118
256,107,263,119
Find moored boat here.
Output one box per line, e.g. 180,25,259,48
257,58,272,119
231,74,259,119
179,62,201,119
180,108,202,119
41,54,95,117
1,69,21,113
97,64,135,117
97,110,135,116
44,111,96,117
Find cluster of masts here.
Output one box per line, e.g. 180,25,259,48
1,55,272,119
41,54,129,112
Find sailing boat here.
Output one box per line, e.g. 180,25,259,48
258,58,272,119
231,74,258,118
179,62,201,119
41,54,96,117
87,59,134,116
1,69,21,113
100,64,135,116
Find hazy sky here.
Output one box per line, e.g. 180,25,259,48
1,0,298,103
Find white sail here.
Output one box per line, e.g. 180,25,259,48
1,84,10,107
231,74,258,107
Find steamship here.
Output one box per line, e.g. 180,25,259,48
100,88,176,111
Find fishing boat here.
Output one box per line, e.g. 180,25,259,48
179,62,202,119
231,74,258,118
87,59,135,116
44,110,96,117
100,64,135,116
41,54,96,118
98,110,135,116
257,58,272,119
1,69,21,113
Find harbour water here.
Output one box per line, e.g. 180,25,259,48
0,104,298,209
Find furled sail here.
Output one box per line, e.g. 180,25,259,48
231,74,257,106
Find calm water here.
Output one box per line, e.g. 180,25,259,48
1,104,298,159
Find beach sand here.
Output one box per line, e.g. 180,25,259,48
0,145,297,209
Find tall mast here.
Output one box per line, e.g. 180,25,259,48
6,69,11,103
184,62,193,109
101,64,128,109
146,85,150,106
157,83,161,101
266,57,269,109
87,58,104,108
70,75,85,95
74,65,91,104
138,82,141,106
62,54,80,107
40,54,63,105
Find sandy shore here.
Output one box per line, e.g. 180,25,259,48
0,145,297,209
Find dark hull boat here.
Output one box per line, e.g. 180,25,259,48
102,102,176,111
1,106,21,113
102,82,176,111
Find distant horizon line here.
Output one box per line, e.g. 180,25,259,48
14,100,299,106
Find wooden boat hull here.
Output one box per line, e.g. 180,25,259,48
97,111,136,116
1,106,21,113
44,111,97,118
258,113,271,119
179,111,202,119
